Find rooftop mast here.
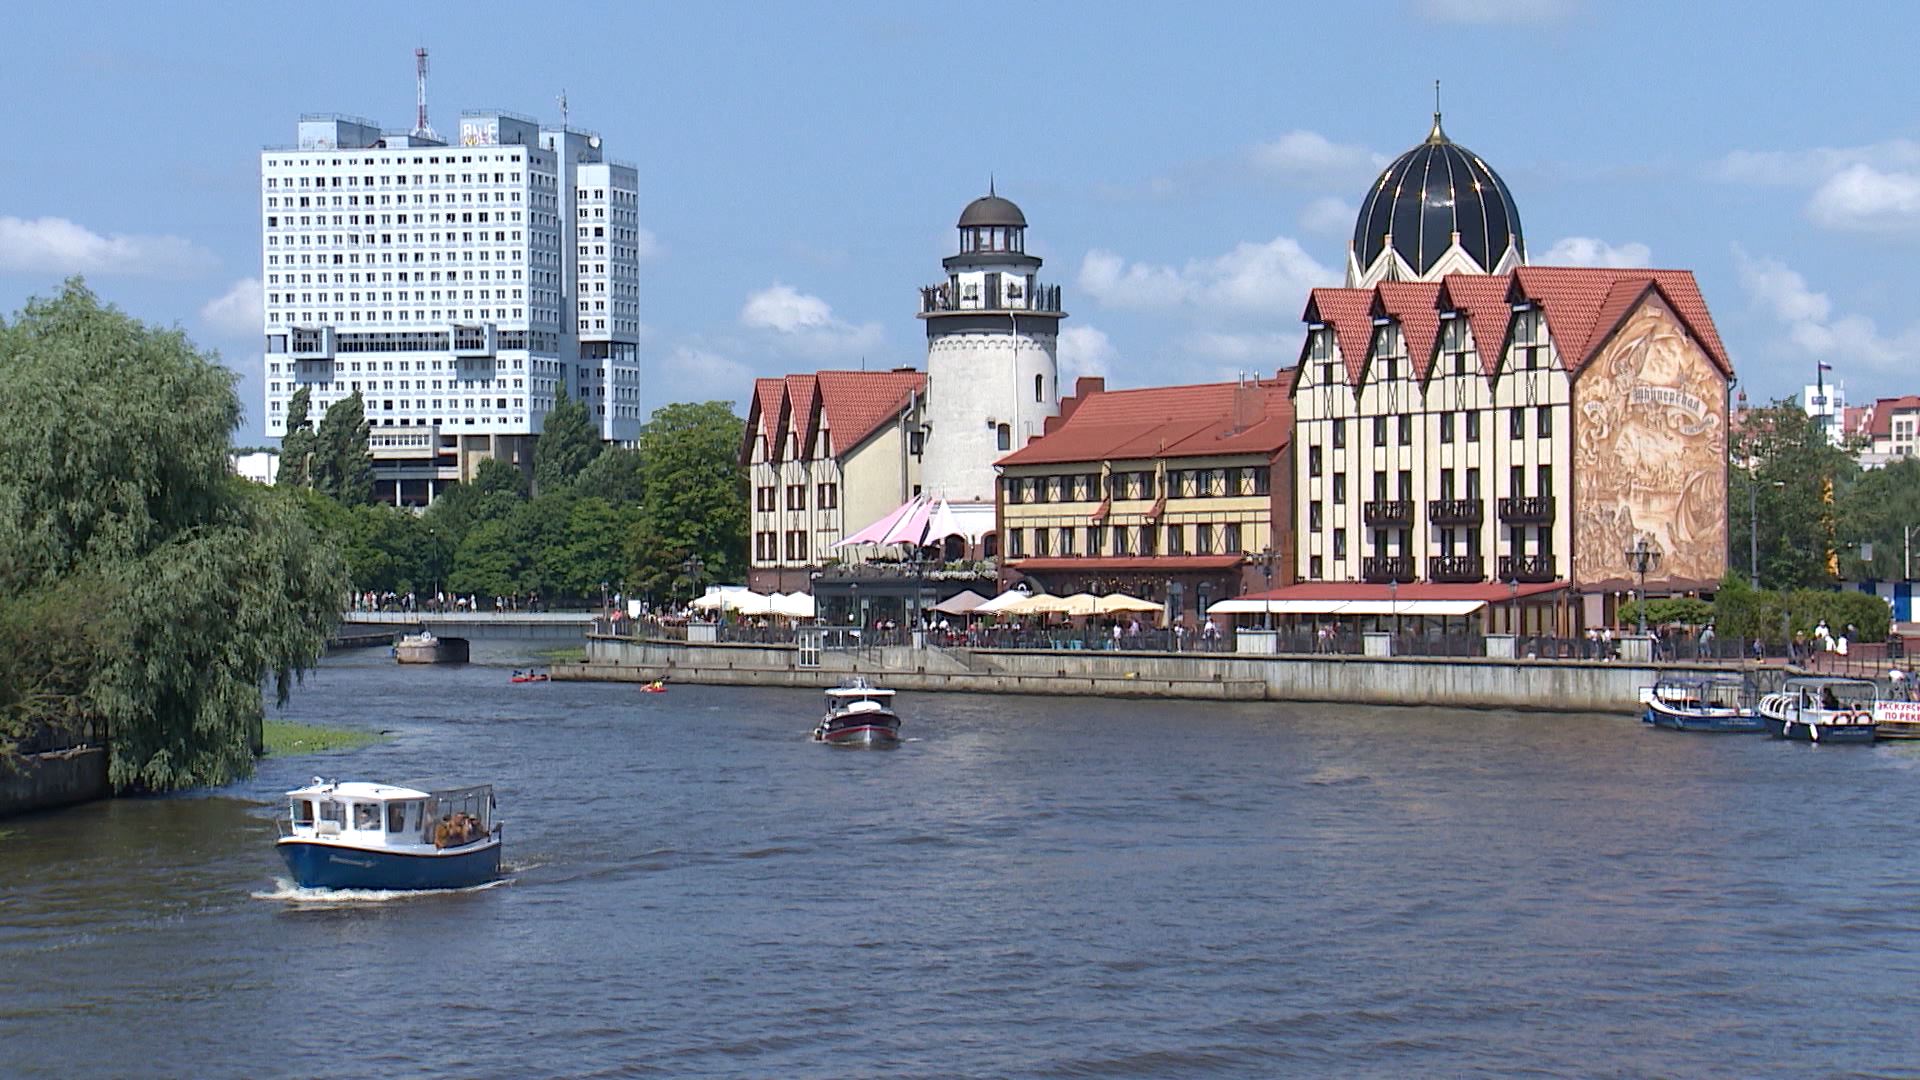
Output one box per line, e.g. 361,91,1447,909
412,47,437,140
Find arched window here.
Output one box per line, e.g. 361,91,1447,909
1034,374,1044,403
996,423,1011,451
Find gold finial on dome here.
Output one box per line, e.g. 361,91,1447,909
1427,79,1448,144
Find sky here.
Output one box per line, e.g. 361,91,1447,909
3,0,1916,443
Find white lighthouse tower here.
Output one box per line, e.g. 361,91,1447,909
917,186,1066,503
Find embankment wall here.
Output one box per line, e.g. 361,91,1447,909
0,747,109,819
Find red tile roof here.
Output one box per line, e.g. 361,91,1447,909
1376,281,1442,381
1304,288,1377,385
812,370,924,455
1868,395,1920,439
1010,555,1246,572
744,377,789,463
785,374,819,453
1509,266,1732,377
996,377,1294,466
1437,274,1512,377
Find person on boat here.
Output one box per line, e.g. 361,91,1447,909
1822,686,1842,711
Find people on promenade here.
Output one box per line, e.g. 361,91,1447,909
1201,617,1220,651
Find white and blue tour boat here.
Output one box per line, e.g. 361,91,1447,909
1638,673,1765,733
1757,677,1879,744
278,779,502,890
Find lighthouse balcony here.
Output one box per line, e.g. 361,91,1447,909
920,281,1065,315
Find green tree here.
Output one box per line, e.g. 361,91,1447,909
278,386,316,490
573,446,647,504
0,281,346,790
630,402,748,597
473,455,530,498
1837,457,1920,581
533,390,599,494
1731,399,1859,590
313,391,374,504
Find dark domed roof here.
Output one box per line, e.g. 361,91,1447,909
1351,115,1524,279
958,193,1026,229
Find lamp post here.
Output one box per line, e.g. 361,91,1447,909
1260,546,1275,630
680,554,705,609
1389,577,1399,643
1624,535,1661,637
1509,577,1519,638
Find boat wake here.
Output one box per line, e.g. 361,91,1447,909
251,876,511,906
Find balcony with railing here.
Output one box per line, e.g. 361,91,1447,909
1363,499,1413,527
1497,496,1556,523
920,281,1065,315
1427,498,1484,526
1428,554,1485,583
1362,555,1415,583
1498,554,1558,583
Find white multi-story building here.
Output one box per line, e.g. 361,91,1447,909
260,108,642,503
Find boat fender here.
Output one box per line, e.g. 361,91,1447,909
1809,721,1820,742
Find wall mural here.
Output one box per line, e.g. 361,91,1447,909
1572,293,1728,590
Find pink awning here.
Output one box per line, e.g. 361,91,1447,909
833,495,926,549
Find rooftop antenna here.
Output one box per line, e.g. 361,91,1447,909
1427,79,1447,144
989,174,996,196
412,47,437,140
558,89,569,129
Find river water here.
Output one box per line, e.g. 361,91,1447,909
5,644,1920,1078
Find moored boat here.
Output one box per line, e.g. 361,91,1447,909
814,678,901,747
1757,677,1879,744
1872,697,1920,739
277,779,503,890
1639,674,1765,733
510,669,550,684
394,630,469,665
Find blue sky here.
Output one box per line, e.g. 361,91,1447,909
3,0,1914,442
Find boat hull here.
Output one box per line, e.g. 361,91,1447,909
1643,702,1767,733
277,837,502,890
815,720,901,748
1762,716,1878,744
1874,719,1920,740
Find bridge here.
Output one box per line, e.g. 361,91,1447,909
338,611,600,642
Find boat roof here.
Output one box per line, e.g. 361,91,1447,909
1782,676,1878,689
1656,673,1746,686
285,779,493,801
826,686,896,697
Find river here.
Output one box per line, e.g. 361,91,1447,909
4,643,1920,1077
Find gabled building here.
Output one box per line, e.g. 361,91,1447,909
741,369,925,593
995,374,1294,625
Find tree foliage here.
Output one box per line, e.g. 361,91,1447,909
630,402,748,597
1731,399,1859,590
278,385,315,490
0,281,347,789
1711,573,1891,645
313,391,373,504
533,390,598,494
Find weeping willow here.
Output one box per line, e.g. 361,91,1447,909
0,280,348,791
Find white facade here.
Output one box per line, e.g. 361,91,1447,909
916,194,1065,503
260,109,642,502
1802,377,1845,447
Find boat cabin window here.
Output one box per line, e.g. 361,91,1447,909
353,802,382,831
319,800,345,827
387,802,408,834
291,799,315,826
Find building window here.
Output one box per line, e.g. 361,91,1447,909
1310,555,1323,580
1114,527,1131,556
1223,523,1242,554
1009,528,1025,557
1373,416,1388,444
996,423,1010,451
1537,406,1552,437
1252,467,1270,496
1034,374,1045,403
1058,528,1075,556
786,484,806,510
1398,414,1412,444
1332,472,1347,504
756,485,775,512
1005,476,1025,504
1440,412,1455,443
1332,419,1346,449
1309,500,1323,531
1510,407,1525,440
1308,445,1322,478
1166,526,1185,555
1197,523,1214,553
1035,528,1051,556
816,482,837,509
1333,528,1347,560
1087,526,1103,555
1139,526,1157,556
1466,411,1481,442
1537,464,1553,499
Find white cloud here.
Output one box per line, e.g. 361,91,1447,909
1298,196,1356,235
653,344,756,404
739,283,885,360
199,277,262,337
0,215,219,277
1538,236,1653,268
1807,163,1920,232
1732,246,1920,376
634,226,663,260
1181,330,1302,367
1249,131,1385,181
1078,236,1337,317
1415,0,1576,23
1714,139,1920,186
1058,325,1118,391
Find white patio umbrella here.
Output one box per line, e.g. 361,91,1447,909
974,588,1035,615
1093,593,1162,615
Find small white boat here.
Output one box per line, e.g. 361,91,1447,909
1638,674,1765,733
1757,677,1879,744
394,630,469,664
813,678,902,748
277,779,502,890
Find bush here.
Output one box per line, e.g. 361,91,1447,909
1712,574,1890,644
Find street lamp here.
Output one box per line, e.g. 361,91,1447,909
1389,577,1399,642
1509,577,1519,638
1624,535,1662,637
1260,546,1276,630
680,554,705,608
